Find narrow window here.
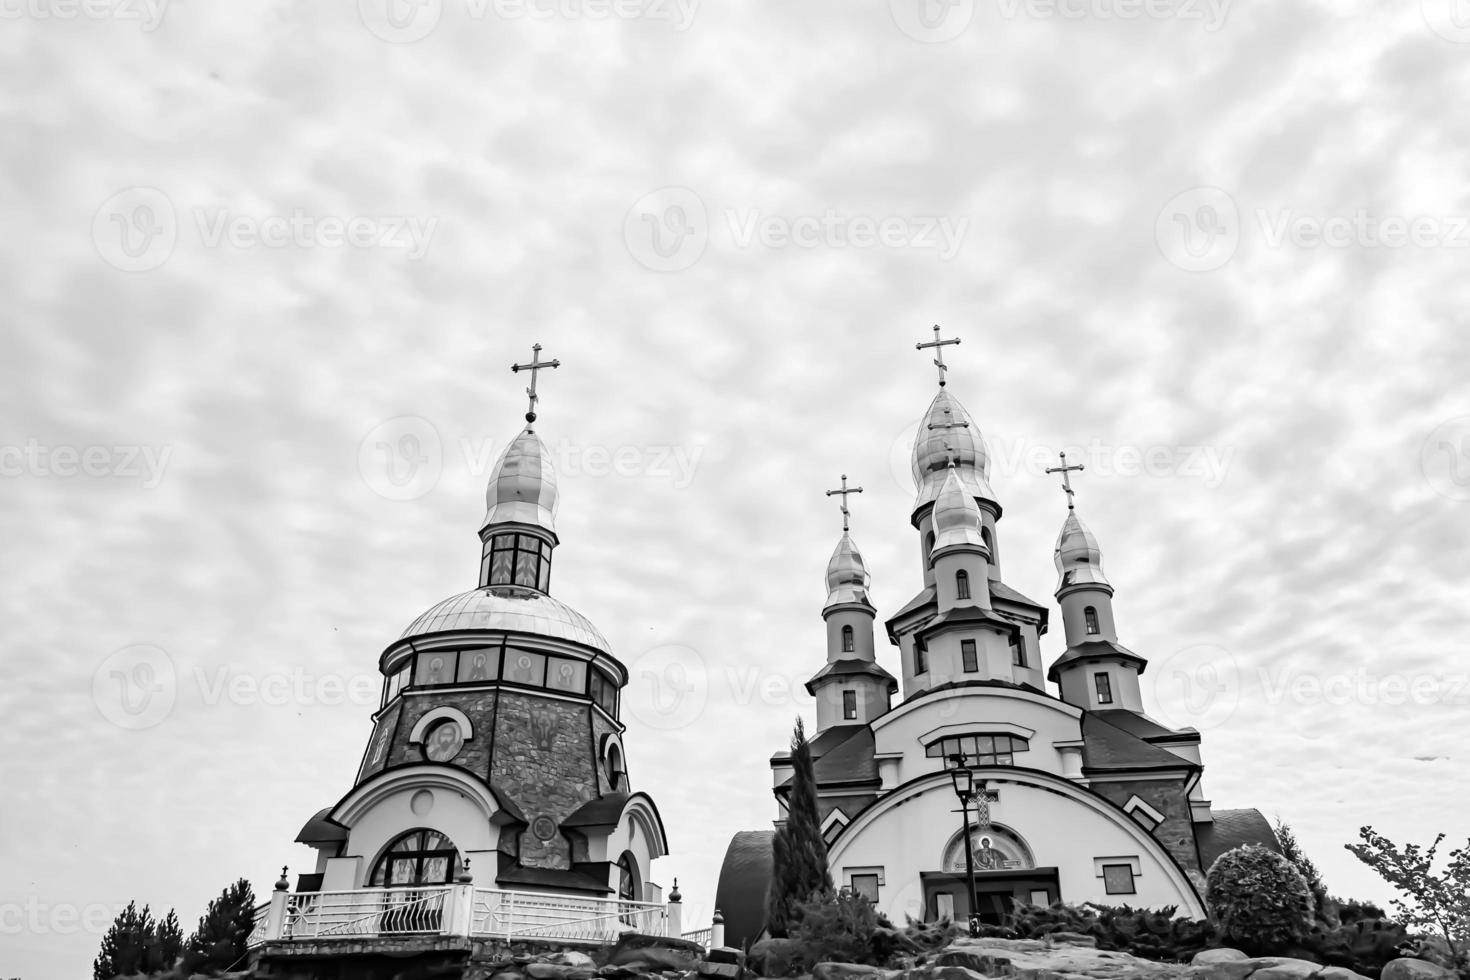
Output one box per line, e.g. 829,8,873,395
1010,633,1026,668
842,690,857,720
955,569,970,600
1085,606,1100,635
981,526,994,555
841,625,854,653
961,639,978,673
915,643,928,675
924,531,936,563
1094,671,1113,705
1102,864,1136,895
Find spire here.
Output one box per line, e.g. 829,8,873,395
910,389,996,515
825,532,872,609
931,463,986,555
1047,451,1110,592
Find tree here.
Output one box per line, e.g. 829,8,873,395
185,878,258,973
1347,827,1470,964
93,901,181,979
765,717,832,937
1206,844,1315,955
1276,818,1330,921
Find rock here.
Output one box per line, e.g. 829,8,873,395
907,965,990,980
1192,951,1249,966
600,969,643,980
1047,933,1098,948
1380,960,1458,980
525,965,597,980
1195,957,1323,980
749,937,804,976
935,948,1018,976
1255,967,1325,980
607,934,705,970
546,952,598,968
811,963,894,980
1310,968,1373,980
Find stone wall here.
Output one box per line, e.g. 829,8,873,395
492,692,599,867
384,690,500,780
1088,776,1200,876
591,709,620,795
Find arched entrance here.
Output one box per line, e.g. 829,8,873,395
369,829,461,887
926,823,1057,925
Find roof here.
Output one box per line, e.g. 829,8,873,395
888,582,1048,639
1080,713,1196,773
496,864,611,894
1196,808,1281,871
988,580,1049,612
398,585,611,654
900,677,1044,705
1047,638,1148,681
1091,708,1187,741
562,793,631,828
714,831,775,948
295,807,347,845
805,658,898,695
777,727,879,789
923,604,1021,635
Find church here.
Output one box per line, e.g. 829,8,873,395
714,328,1278,946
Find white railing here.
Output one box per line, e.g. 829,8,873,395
471,888,666,943
283,887,450,939
247,901,271,947
682,927,712,948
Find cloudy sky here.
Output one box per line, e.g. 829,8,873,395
5,0,1470,976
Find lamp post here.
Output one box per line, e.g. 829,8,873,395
949,755,980,938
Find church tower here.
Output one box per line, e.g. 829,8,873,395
1045,455,1148,713
806,476,896,732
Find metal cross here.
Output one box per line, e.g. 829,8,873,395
915,324,961,387
825,474,864,532
511,343,561,424
1045,450,1086,511
927,406,970,435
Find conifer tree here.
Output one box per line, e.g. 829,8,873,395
1275,818,1329,919
765,717,832,937
186,877,257,972
93,901,180,979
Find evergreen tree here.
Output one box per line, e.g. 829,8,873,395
186,878,257,972
1275,818,1330,919
765,717,832,937
155,908,184,970
93,902,180,979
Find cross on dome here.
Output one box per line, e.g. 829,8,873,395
511,343,561,424
915,324,961,387
825,474,864,532
1045,450,1086,511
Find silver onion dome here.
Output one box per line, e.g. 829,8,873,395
825,532,873,608
910,389,996,513
1054,510,1110,591
400,585,612,655
932,464,986,552
482,427,558,534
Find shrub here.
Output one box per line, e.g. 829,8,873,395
1006,901,1211,962
1207,844,1315,955
1298,918,1410,978
788,890,880,968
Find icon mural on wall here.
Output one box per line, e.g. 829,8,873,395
528,706,563,751
423,719,464,762
943,826,1033,873
460,649,495,682
359,703,402,781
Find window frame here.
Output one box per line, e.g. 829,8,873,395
961,639,979,674
1009,633,1026,668
1094,671,1113,705
841,624,855,653
850,873,880,903
955,569,970,600
1084,605,1100,635
914,642,928,676
842,690,858,720
1102,863,1136,895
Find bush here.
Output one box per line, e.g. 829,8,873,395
789,890,881,968
1207,844,1315,955
1006,901,1211,962
1297,918,1410,978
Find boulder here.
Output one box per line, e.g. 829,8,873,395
1380,960,1458,980
906,965,991,980
811,963,895,980
1310,968,1373,980
1192,951,1249,966
749,937,805,976
935,948,1019,976
1047,934,1098,949
606,934,705,971
525,964,597,980
1195,958,1323,980
546,952,599,968
700,949,747,980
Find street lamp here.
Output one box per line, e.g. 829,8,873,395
949,755,980,937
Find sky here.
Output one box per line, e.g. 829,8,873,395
3,0,1470,977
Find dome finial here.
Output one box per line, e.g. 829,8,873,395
511,343,561,425
825,474,864,532
1045,450,1085,511
915,323,961,387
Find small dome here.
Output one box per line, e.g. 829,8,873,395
825,532,872,608
1054,510,1110,591
401,585,611,654
910,390,996,513
483,428,558,534
932,464,986,553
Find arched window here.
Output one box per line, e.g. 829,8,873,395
924,531,936,563
1084,606,1100,635
605,742,626,791
981,526,994,555
841,625,854,653
955,570,970,600
617,852,641,907
369,829,460,888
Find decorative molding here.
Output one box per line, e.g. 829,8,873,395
408,706,475,744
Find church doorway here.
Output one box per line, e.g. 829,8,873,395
919,868,1061,925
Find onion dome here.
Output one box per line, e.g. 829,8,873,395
400,586,611,655
825,532,873,608
1054,510,1111,591
932,464,986,553
482,427,558,534
910,389,996,514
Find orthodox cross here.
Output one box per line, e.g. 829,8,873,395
511,343,561,424
825,474,864,532
1045,450,1085,511
915,324,961,387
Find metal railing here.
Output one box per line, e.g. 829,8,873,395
682,926,712,947
247,901,271,947
471,888,666,942
282,887,450,939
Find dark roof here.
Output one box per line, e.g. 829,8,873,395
1196,808,1281,871
1081,713,1196,773
777,727,879,789
562,794,630,828
1091,709,1186,741
888,586,936,623
496,864,611,894
715,831,775,948
805,658,898,695
773,724,867,764
1047,639,1148,681
922,605,1021,635
988,580,1049,612
296,807,348,844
